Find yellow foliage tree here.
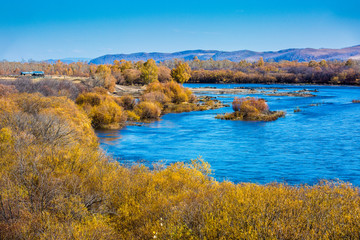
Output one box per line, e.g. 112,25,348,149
141,59,159,84
171,62,191,84
93,65,116,92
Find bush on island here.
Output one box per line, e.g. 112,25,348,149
217,97,285,121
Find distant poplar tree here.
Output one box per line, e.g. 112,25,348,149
140,59,158,84
308,60,318,68
345,59,355,67
257,57,265,67
171,62,191,84
192,56,201,70
319,60,328,68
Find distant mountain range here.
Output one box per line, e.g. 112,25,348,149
89,45,360,64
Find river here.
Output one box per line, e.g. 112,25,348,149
97,84,360,185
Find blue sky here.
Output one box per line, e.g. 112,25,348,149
1,0,360,61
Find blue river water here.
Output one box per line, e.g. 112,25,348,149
96,84,360,185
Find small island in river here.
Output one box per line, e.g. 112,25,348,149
216,97,286,121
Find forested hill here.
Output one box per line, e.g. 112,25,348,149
89,45,360,64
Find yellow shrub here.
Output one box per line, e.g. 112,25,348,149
172,91,189,104
126,110,140,121
75,92,103,107
134,101,161,120
90,99,126,129
145,81,164,93
76,92,128,129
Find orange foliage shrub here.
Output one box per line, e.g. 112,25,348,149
122,69,141,85
158,65,172,82
232,97,269,113
218,97,284,121
93,86,108,94
141,91,170,105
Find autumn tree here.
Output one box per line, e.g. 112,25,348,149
319,59,328,68
123,69,141,85
171,62,191,84
158,66,172,82
256,57,265,67
192,56,201,70
91,65,116,92
308,60,318,68
119,60,133,71
140,59,158,84
345,59,355,67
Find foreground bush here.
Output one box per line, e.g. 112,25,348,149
2,93,360,239
0,93,111,239
217,97,285,121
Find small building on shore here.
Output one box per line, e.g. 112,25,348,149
20,71,45,77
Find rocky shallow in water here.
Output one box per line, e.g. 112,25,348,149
191,86,318,97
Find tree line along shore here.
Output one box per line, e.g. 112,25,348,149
1,60,360,238
1,57,359,86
